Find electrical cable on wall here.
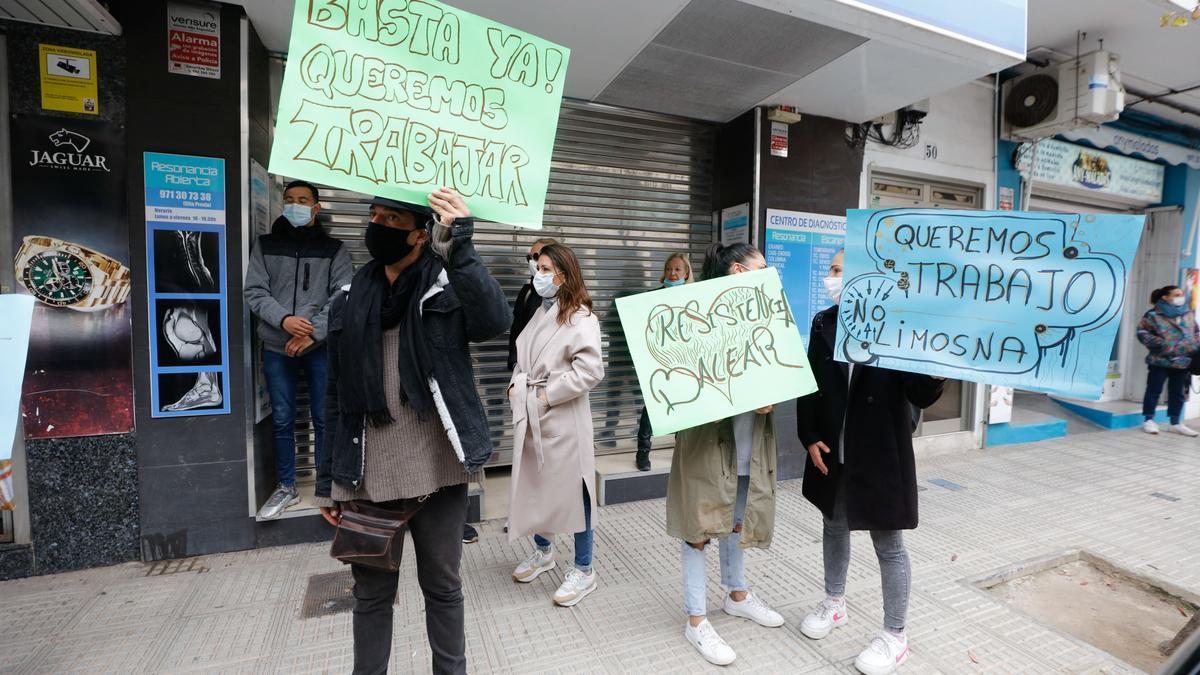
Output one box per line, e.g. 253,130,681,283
845,109,923,150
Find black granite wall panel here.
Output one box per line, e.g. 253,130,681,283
714,109,755,214
25,435,139,573
3,23,126,122
0,544,34,581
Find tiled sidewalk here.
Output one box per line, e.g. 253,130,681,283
4,427,1197,674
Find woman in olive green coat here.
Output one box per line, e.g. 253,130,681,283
665,242,785,668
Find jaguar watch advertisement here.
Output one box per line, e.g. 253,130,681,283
10,115,133,438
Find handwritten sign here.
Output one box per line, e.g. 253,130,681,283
835,209,1145,399
269,0,570,228
617,268,817,435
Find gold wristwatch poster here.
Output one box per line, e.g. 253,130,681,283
144,152,230,417
10,116,133,439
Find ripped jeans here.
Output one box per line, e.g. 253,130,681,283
681,475,749,616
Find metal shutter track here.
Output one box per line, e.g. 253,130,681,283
288,101,715,466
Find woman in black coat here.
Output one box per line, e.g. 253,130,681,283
794,250,943,675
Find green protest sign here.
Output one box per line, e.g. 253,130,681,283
269,1,570,228
616,268,818,436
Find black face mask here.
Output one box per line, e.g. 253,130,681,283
365,222,419,264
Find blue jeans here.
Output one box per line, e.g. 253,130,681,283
534,484,593,572
263,345,328,488
681,475,749,616
1143,365,1189,425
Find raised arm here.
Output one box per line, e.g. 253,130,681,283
426,187,511,343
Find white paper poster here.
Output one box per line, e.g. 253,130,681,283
721,203,750,245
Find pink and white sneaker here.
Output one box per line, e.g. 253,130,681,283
854,631,909,675
800,597,848,639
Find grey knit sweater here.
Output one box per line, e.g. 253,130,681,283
314,326,469,506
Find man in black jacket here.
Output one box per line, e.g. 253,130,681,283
315,188,509,675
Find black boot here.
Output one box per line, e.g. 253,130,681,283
635,448,651,471
636,406,652,471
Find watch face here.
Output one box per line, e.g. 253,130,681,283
23,250,93,306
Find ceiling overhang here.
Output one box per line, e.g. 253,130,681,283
236,0,1027,124
0,0,121,35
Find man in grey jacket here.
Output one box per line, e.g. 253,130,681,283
245,180,353,519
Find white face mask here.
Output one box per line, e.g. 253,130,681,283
528,259,539,277
533,270,560,298
823,275,843,303
1171,296,1187,306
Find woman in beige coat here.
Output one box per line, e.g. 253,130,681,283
667,242,786,667
507,243,604,607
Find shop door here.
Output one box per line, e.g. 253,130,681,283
868,172,984,435
276,102,717,469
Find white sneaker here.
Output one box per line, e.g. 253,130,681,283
800,597,848,639
512,546,555,583
723,591,784,627
684,618,737,666
552,567,597,606
1143,420,1160,434
854,631,909,675
1171,422,1200,437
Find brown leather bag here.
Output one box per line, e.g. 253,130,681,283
330,498,426,572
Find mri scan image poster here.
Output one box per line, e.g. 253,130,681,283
144,152,230,417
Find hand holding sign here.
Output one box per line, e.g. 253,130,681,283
836,209,1145,399
270,1,570,228
618,268,817,435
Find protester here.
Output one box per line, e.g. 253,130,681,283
245,180,352,520
634,252,693,471
314,188,510,675
667,242,785,667
796,249,944,675
507,243,604,607
1137,284,1200,436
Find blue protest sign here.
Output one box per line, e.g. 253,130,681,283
835,208,1145,399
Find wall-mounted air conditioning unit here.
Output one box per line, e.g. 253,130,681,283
1002,50,1124,141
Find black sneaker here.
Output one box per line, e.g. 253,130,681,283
462,523,479,544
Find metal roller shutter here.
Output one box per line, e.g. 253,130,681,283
282,101,717,468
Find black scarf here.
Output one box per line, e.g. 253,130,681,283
340,253,444,426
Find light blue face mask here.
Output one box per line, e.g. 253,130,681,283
283,203,313,228
663,277,686,288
